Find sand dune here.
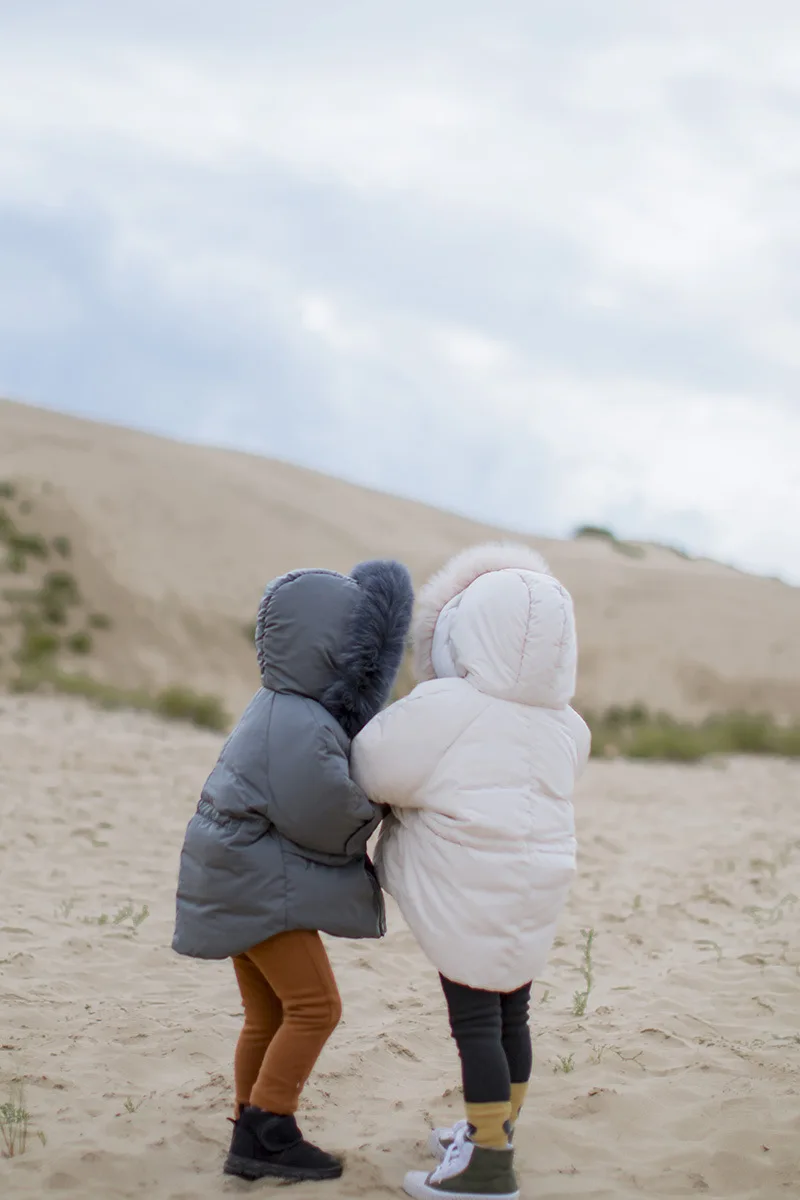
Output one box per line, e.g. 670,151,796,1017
1,694,798,1199
3,396,800,721
3,400,799,1196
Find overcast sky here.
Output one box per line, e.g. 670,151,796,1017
2,2,800,580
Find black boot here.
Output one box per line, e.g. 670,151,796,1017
224,1106,343,1182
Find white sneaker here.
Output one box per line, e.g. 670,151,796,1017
427,1118,469,1161
404,1127,518,1200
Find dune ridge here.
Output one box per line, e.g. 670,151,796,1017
2,396,800,722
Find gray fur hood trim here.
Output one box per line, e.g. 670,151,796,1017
256,559,413,738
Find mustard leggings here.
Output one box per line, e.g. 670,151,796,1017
232,930,342,1117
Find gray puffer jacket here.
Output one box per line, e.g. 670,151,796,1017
172,560,413,960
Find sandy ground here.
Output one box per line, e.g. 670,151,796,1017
3,396,800,721
1,694,799,1200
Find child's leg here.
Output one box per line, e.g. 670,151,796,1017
232,954,283,1117
245,930,342,1115
439,975,511,1149
500,984,532,1124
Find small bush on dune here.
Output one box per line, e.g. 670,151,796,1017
574,525,616,542
36,571,81,624
67,631,93,655
16,622,60,666
41,570,81,606
8,533,49,561
1,1083,44,1157
5,549,26,574
585,705,800,762
601,703,651,728
12,669,230,733
701,712,800,757
573,524,644,559
0,508,15,540
40,600,68,625
154,686,230,732
625,723,706,763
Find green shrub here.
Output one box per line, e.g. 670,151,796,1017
625,723,706,763
573,525,644,558
603,703,650,728
574,524,615,541
0,508,15,539
11,670,143,710
6,550,27,574
40,599,68,625
88,612,112,630
16,626,60,666
9,533,49,560
703,712,772,754
40,570,81,606
0,482,16,500
10,670,228,732
585,706,800,762
67,631,93,655
154,687,230,732
51,536,72,559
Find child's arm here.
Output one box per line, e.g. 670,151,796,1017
566,706,592,777
268,716,382,858
352,681,475,809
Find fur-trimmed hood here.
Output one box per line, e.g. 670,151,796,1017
412,541,576,707
413,542,551,681
256,560,413,738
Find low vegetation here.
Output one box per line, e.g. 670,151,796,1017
12,669,229,733
572,928,596,1017
573,523,696,562
4,480,798,752
1,1085,44,1158
153,686,230,731
573,524,645,559
584,704,800,762
1,480,229,733
1,484,109,681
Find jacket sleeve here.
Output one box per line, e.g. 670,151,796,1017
268,716,382,858
566,706,592,777
351,683,470,809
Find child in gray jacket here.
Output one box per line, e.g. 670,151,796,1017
173,560,412,1183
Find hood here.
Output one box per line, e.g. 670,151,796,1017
414,542,577,708
256,559,413,737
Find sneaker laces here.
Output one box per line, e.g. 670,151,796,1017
432,1122,470,1181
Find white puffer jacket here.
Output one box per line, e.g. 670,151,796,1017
352,543,590,992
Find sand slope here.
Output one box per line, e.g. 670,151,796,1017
3,397,800,720
1,695,798,1199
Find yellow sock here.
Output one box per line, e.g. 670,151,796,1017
510,1082,528,1125
465,1101,512,1150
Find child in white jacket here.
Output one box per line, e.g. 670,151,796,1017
352,543,590,1200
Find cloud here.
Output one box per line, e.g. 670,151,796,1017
1,2,799,580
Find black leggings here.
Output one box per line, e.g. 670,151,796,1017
440,976,533,1104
